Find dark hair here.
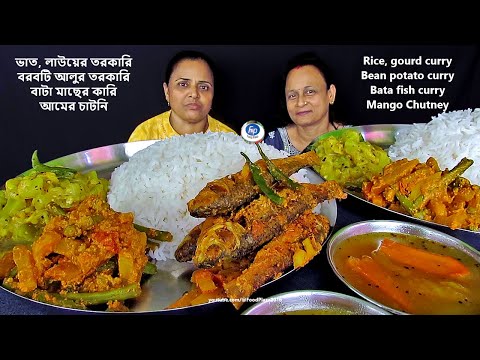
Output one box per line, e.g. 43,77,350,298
276,51,340,127
283,51,334,89
163,50,226,122
164,50,217,84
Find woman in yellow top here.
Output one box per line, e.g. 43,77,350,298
128,50,236,142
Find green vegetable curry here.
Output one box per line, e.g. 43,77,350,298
0,151,109,251
310,129,391,189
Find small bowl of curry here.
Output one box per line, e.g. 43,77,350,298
327,220,480,315
241,290,391,315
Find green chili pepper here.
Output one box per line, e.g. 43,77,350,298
240,152,284,205
29,150,77,179
256,143,301,190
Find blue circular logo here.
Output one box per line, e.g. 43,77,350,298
241,121,265,143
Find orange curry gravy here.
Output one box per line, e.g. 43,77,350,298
332,232,480,315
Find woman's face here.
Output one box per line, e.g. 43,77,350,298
163,58,214,124
285,65,335,127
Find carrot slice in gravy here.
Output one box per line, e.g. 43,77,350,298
347,255,412,313
377,238,470,279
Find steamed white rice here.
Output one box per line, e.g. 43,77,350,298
107,132,289,262
388,108,480,185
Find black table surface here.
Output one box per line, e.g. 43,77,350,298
1,196,479,315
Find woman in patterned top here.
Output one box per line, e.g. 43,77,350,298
128,50,236,142
264,52,347,155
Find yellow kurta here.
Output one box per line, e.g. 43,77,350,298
128,110,237,142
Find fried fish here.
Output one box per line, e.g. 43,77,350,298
223,211,331,309
190,181,346,268
186,151,321,218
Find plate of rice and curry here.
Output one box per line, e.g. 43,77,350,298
0,133,345,314
305,108,480,248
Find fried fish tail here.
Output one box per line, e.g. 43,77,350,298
273,150,321,173
193,181,346,268
297,181,347,203
224,211,331,309
187,151,321,218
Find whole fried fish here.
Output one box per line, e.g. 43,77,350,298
187,151,321,218
189,181,346,268
223,211,331,309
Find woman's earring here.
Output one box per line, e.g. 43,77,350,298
167,101,170,107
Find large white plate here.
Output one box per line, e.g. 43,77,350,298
1,140,337,313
